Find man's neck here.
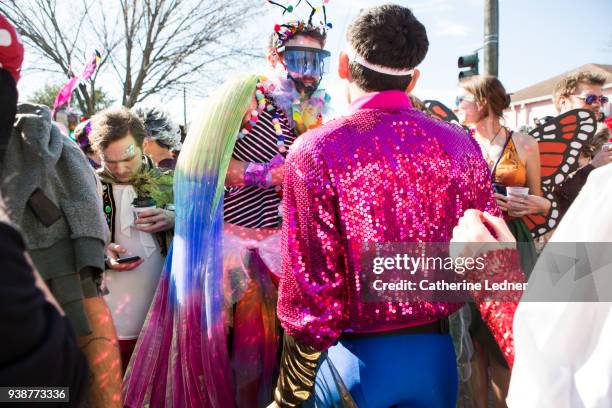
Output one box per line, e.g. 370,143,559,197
347,82,369,104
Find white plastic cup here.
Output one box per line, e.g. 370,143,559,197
132,205,156,227
506,186,529,197
506,186,529,217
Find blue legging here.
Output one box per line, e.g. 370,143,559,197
306,333,457,408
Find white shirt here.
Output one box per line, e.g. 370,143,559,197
103,184,164,340
508,165,612,407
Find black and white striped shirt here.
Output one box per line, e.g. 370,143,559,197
223,103,295,229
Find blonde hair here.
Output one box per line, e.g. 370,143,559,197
553,71,606,111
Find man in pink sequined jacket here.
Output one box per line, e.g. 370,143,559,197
272,4,523,407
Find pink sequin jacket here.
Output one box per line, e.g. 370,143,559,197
278,91,520,366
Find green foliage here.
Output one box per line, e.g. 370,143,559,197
131,169,174,208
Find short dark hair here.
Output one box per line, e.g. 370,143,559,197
90,107,146,153
346,4,428,92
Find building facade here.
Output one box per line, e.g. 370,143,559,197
504,63,612,131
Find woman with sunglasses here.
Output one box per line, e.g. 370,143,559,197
456,75,549,408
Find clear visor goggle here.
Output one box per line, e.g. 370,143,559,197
277,46,331,77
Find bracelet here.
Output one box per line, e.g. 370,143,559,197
244,162,272,188
269,153,285,169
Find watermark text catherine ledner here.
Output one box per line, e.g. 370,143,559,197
361,246,527,302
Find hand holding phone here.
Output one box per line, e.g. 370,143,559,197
116,255,142,264
105,243,144,271
492,183,507,196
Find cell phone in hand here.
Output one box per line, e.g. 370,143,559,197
492,183,507,196
116,256,142,264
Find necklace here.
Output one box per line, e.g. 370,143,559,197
236,79,286,154
475,125,504,168
291,89,329,134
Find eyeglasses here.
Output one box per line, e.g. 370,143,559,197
573,94,609,105
455,94,475,106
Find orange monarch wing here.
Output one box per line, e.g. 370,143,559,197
529,109,596,188
524,109,596,238
522,192,559,238
423,100,460,124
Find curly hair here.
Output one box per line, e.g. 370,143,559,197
346,4,428,92
131,105,181,151
553,71,606,111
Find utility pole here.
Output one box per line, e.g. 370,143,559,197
183,86,187,129
484,0,499,76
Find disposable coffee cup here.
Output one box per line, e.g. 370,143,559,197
506,186,529,217
132,197,157,227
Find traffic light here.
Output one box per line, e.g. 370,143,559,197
458,53,479,80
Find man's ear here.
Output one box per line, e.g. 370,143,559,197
404,69,420,94
338,51,350,80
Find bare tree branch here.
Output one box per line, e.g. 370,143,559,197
1,0,262,111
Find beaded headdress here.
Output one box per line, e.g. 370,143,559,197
268,0,332,51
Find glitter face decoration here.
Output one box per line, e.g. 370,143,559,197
101,141,142,182
101,143,137,162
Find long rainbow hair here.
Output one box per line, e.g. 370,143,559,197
124,74,259,407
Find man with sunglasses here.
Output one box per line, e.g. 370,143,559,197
266,20,331,134
271,39,330,98
554,71,608,120
546,71,612,220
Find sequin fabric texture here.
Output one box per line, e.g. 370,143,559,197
278,91,506,351
469,248,523,367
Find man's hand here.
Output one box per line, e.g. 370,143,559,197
451,210,516,261
105,243,144,271
134,208,175,233
590,146,612,168
266,402,280,408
